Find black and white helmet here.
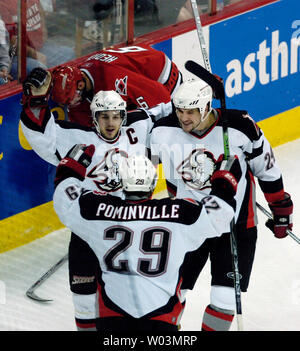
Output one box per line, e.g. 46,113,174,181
90,90,127,132
173,79,213,121
119,155,157,200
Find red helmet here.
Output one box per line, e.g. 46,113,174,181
52,66,83,105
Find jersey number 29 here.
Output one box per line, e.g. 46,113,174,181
103,226,171,277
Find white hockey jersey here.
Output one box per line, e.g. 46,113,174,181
53,176,234,322
20,105,155,196
150,108,285,228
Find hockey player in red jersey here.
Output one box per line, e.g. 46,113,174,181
53,147,242,331
20,67,166,331
50,44,182,126
150,78,293,331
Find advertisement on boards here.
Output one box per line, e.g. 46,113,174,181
209,0,300,121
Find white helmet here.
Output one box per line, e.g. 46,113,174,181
173,79,213,121
90,90,127,135
119,155,157,199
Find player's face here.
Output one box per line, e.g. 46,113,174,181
97,111,123,140
69,80,85,106
176,108,203,132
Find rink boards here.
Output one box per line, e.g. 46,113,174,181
0,0,299,252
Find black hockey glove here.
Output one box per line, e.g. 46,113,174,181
265,192,293,238
54,144,95,188
210,154,242,208
22,67,52,107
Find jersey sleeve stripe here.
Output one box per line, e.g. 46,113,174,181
262,189,285,203
157,55,172,85
158,56,182,96
126,110,150,125
244,141,264,160
258,177,284,200
21,107,51,133
170,70,183,97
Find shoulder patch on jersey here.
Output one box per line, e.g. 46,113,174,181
242,113,260,137
176,197,203,224
218,109,262,141
152,113,180,129
126,110,149,125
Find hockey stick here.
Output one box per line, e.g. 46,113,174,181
186,2,243,330
26,254,68,302
115,0,123,42
109,0,123,45
189,0,211,73
256,202,300,245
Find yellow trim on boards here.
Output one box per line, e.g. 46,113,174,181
18,121,32,150
0,202,64,253
257,106,300,147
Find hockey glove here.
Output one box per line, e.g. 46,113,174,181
22,67,52,107
54,144,95,188
210,154,242,208
265,192,293,238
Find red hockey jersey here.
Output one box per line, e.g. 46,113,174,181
67,45,182,126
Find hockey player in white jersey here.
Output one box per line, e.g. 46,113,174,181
150,79,293,331
20,68,160,331
53,145,242,331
